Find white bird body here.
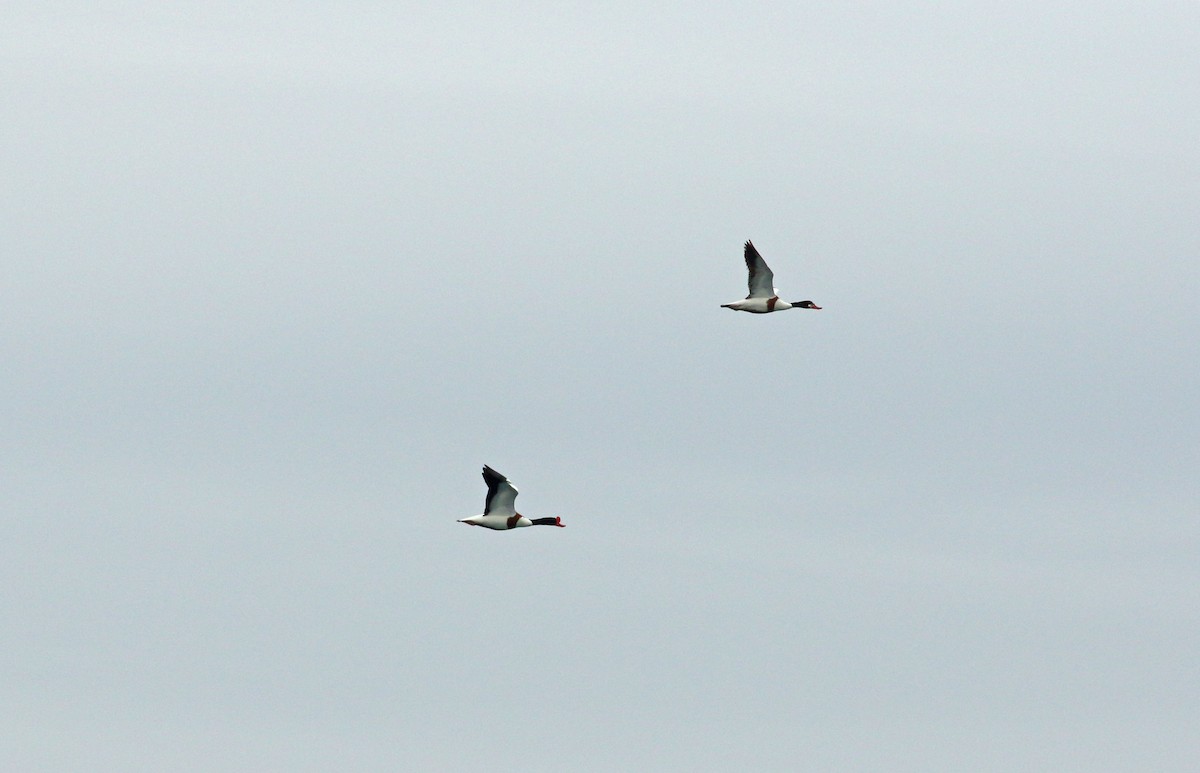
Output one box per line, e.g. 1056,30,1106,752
721,296,801,313
458,465,564,531
721,240,822,314
459,513,535,530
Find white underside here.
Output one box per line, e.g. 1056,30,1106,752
722,297,793,313
459,514,532,530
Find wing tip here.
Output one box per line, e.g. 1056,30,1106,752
744,240,763,266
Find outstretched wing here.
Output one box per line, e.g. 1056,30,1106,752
744,241,776,298
482,465,519,516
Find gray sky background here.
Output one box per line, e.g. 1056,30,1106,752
3,2,1198,770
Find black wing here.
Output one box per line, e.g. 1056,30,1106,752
744,240,776,298
482,465,519,515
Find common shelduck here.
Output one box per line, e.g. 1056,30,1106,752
721,240,822,313
457,465,565,531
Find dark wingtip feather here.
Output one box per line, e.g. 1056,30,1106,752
743,240,760,273
481,465,506,514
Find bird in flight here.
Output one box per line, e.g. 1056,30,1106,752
457,465,565,530
721,240,822,314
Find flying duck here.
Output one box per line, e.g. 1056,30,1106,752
721,240,822,313
457,465,565,530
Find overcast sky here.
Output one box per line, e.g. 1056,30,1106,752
3,2,1198,770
